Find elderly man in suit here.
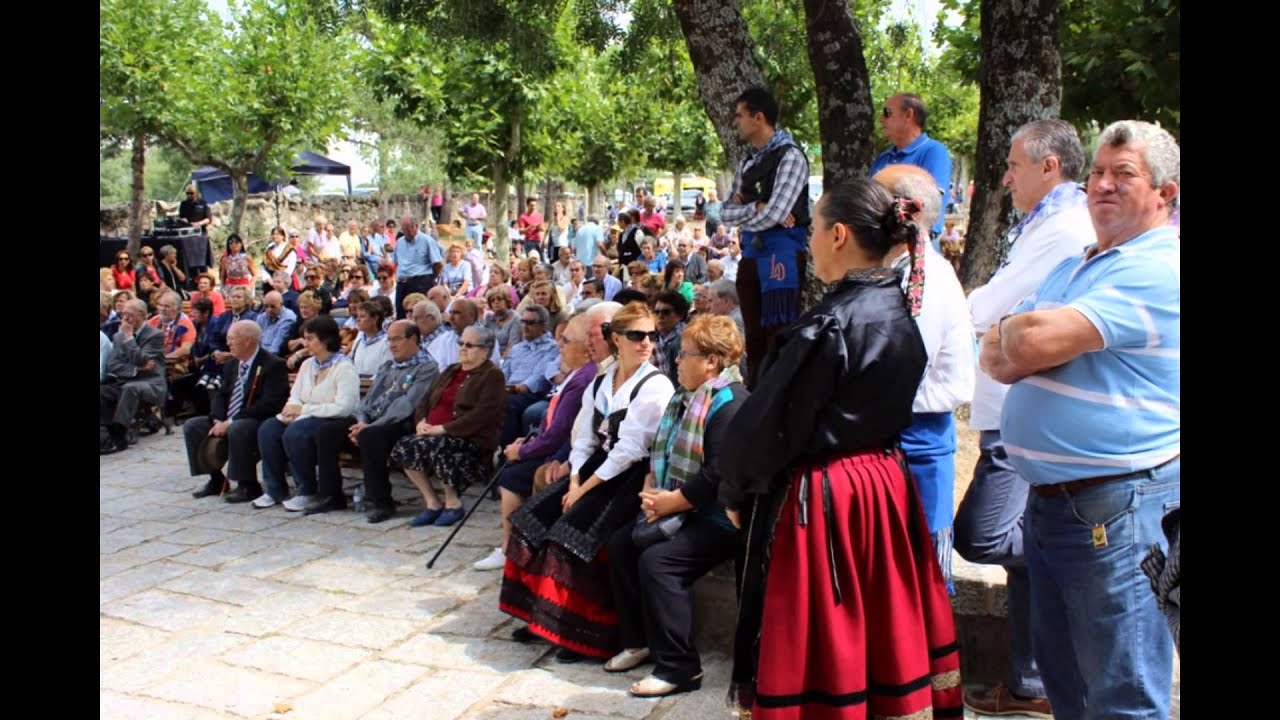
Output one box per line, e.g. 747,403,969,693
184,320,290,501
101,299,167,455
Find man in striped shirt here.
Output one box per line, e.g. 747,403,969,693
980,120,1179,720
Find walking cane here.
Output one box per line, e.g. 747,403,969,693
426,429,536,569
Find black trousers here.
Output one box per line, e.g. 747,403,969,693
313,416,414,502
607,513,736,682
395,274,436,318
182,415,264,489
169,373,211,418
501,391,545,447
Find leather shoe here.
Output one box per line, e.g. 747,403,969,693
963,683,1052,719
365,500,396,524
224,484,263,504
100,437,127,455
303,495,348,515
191,479,225,498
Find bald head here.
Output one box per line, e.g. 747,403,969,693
262,291,285,318
872,164,942,232
427,286,451,313
227,319,262,360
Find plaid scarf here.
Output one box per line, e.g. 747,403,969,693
651,365,742,491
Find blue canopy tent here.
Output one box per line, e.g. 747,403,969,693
189,151,352,202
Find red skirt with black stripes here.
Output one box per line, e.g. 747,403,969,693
752,449,963,720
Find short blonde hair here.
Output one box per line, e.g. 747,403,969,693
528,279,564,314
485,286,511,306
297,290,323,311
682,315,745,369
402,292,428,312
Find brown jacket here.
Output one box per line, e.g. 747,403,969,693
414,360,507,453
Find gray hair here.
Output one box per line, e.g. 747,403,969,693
1014,119,1086,182
229,319,262,344
881,171,942,231
126,299,148,316
584,300,623,326
159,244,178,259
573,298,601,315
898,93,928,130
538,263,556,278
462,324,496,350
162,290,183,307
413,300,442,324
1095,120,1180,205
710,279,739,306
521,303,551,327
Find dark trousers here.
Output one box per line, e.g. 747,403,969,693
100,378,165,432
736,252,807,390
313,416,413,502
182,415,264,489
170,373,211,418
607,514,736,682
395,274,436,318
501,391,545,447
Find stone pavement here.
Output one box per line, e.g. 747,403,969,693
102,430,1144,720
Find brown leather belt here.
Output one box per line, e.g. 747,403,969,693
1032,455,1180,498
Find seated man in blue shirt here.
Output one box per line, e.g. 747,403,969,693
870,92,954,244
499,304,559,447
256,291,298,357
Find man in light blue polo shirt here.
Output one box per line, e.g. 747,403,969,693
870,93,953,244
979,120,1179,720
393,214,444,320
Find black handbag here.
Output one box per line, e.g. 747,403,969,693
631,512,687,549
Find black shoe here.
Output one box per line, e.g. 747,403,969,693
191,478,225,498
365,500,396,524
224,484,263,503
555,648,590,664
100,437,128,455
303,495,348,515
511,627,540,644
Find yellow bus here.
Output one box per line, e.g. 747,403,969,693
653,174,717,211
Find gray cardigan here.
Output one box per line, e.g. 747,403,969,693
357,356,440,426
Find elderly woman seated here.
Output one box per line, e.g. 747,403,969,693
255,316,361,510
389,325,507,527
605,315,749,697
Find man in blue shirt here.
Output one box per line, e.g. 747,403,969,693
256,291,297,357
392,214,444,320
574,217,604,268
870,93,954,244
979,120,1179,720
499,305,559,446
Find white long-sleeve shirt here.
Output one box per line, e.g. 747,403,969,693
967,203,1095,430
285,358,360,419
569,361,675,481
892,243,975,414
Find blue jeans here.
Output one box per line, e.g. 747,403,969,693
521,400,548,436
465,223,484,244
954,431,1043,699
1025,456,1179,720
257,416,324,501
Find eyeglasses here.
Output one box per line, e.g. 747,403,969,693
881,107,893,118
140,252,154,257
677,350,708,360
654,307,675,316
616,329,660,343
457,341,488,349
592,265,608,270
520,318,543,325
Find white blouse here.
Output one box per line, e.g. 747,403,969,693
349,332,392,377
285,357,360,419
569,361,675,481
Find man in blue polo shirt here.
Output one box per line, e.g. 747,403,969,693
870,93,953,245
393,214,444,320
979,120,1179,720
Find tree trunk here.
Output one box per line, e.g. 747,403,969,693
671,0,767,169
128,133,147,257
515,178,526,222
229,170,249,238
492,164,511,264
961,0,1063,290
802,0,876,186
673,171,683,219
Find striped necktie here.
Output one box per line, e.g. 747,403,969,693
227,362,250,418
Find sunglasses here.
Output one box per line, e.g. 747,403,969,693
616,329,659,343
520,318,544,325
881,107,893,118
140,252,154,257
654,307,675,316
456,341,487,349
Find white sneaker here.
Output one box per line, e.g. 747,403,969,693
282,495,312,512
473,547,506,571
251,494,278,509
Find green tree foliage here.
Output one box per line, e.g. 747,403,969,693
740,0,820,147
936,0,1180,136
100,142,194,205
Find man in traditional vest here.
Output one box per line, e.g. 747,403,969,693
720,86,811,389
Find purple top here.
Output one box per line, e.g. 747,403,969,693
518,360,597,461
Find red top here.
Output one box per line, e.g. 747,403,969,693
426,368,470,426
518,212,544,243
190,290,226,316
640,210,666,236
112,266,135,290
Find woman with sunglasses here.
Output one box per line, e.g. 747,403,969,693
390,325,506,527
135,247,163,287
718,179,960,720
220,233,257,295
482,286,518,356
501,302,676,664
606,314,749,697
111,251,137,290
